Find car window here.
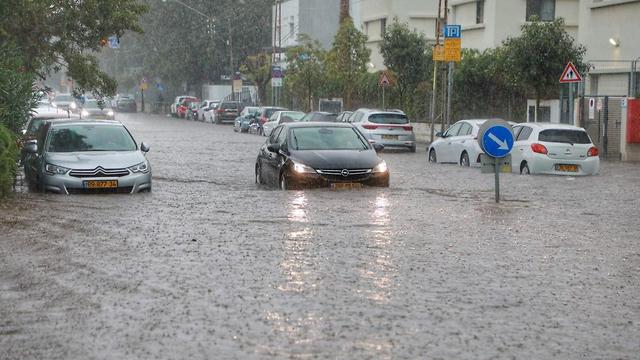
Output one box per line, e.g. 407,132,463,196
47,124,137,152
269,112,279,122
351,111,364,123
459,122,472,136
538,129,591,144
445,122,463,137
291,127,369,151
269,126,282,144
516,126,533,141
367,113,408,124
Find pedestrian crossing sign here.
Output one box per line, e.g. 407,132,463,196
559,62,582,83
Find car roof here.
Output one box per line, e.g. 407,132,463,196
48,119,123,127
517,122,585,130
282,122,354,129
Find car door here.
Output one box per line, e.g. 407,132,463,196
263,126,283,185
451,122,472,163
438,122,462,162
511,125,532,171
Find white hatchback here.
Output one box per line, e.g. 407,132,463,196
510,123,599,175
428,119,487,166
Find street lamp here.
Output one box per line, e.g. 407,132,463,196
609,37,620,47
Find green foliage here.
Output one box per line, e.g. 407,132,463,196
241,53,272,106
0,0,147,99
0,124,18,198
0,43,39,134
502,18,587,112
379,19,431,119
325,18,371,109
284,36,327,112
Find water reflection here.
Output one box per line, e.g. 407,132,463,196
280,192,314,294
287,191,308,223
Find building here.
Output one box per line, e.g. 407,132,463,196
272,0,341,52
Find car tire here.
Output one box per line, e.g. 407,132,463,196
255,163,263,185
428,149,437,163
409,145,416,153
460,152,470,167
279,172,289,190
521,162,530,175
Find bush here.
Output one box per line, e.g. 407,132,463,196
0,124,18,197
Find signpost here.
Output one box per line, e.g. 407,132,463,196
271,65,283,106
139,77,149,113
379,71,391,109
443,25,461,62
477,119,514,203
233,71,242,100
559,62,582,125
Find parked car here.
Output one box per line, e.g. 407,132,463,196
186,101,201,120
255,106,288,134
51,93,78,112
255,122,389,190
197,100,219,122
22,119,152,194
203,102,221,123
171,96,188,117
347,108,416,152
262,111,305,137
176,97,199,118
20,105,76,164
233,106,260,133
300,112,338,123
115,97,137,112
428,120,488,166
80,99,115,120
337,111,353,122
509,123,599,175
248,118,263,135
213,101,242,124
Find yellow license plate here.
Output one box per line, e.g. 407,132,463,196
556,164,579,172
85,180,118,189
330,183,363,190
382,135,398,140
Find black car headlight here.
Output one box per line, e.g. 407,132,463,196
292,161,316,174
372,161,388,173
128,161,150,174
45,163,70,175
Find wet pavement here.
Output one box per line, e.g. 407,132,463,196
1,112,639,359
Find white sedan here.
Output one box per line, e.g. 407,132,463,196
262,111,305,137
428,119,487,166
510,123,599,175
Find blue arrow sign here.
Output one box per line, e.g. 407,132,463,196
482,125,514,158
108,35,120,49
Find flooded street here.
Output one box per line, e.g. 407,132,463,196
1,113,639,359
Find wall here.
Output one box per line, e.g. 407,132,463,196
299,0,341,49
274,0,300,49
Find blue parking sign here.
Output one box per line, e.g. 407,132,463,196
444,25,461,38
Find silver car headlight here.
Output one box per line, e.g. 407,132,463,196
107,110,114,116
69,102,77,110
128,161,150,174
45,163,70,175
372,161,388,173
81,109,89,117
292,161,316,174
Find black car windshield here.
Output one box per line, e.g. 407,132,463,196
368,113,408,124
84,100,102,109
291,127,369,151
538,129,591,144
47,124,137,152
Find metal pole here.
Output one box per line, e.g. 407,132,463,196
440,65,446,133
382,86,385,109
430,0,443,144
494,157,500,203
446,61,453,127
569,83,574,125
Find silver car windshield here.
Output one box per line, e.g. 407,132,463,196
291,127,369,151
47,125,137,152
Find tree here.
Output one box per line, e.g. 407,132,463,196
380,20,430,115
241,53,272,105
284,36,326,112
325,18,371,109
0,0,147,99
502,18,587,121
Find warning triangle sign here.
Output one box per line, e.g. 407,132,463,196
559,62,582,83
379,72,391,87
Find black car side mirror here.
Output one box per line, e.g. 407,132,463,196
267,143,280,153
24,141,37,153
140,142,150,153
436,131,444,138
373,143,384,152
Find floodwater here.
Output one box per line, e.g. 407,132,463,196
1,113,639,359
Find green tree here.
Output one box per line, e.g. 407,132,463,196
325,18,371,109
0,0,147,99
241,53,272,106
380,20,430,115
284,36,326,112
0,43,39,134
502,18,587,121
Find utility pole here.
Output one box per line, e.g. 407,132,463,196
429,0,443,144
441,0,448,134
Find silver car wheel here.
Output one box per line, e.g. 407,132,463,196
521,163,530,175
460,152,470,167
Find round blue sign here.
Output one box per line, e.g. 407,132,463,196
481,125,514,158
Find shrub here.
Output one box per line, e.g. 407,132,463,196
0,124,18,197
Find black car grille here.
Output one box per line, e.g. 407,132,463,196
316,168,372,182
67,186,133,194
69,167,130,178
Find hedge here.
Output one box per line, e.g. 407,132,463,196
0,124,18,197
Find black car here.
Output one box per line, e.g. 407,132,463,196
255,122,389,190
300,111,338,122
116,98,137,112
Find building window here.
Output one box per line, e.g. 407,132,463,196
380,18,387,37
526,0,555,21
476,0,484,24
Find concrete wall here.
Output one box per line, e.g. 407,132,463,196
299,0,341,49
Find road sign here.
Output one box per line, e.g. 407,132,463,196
271,78,283,87
559,62,582,83
443,25,461,38
108,35,120,49
139,77,149,91
444,38,461,62
477,119,514,158
432,44,445,61
272,65,283,87
379,71,391,87
589,98,595,119
481,154,512,174
597,98,603,111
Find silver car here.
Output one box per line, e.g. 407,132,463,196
80,99,115,120
348,108,416,152
23,120,152,194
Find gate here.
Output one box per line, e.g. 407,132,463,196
579,96,624,160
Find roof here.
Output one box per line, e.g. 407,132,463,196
519,122,585,130
48,119,122,127
282,122,354,129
